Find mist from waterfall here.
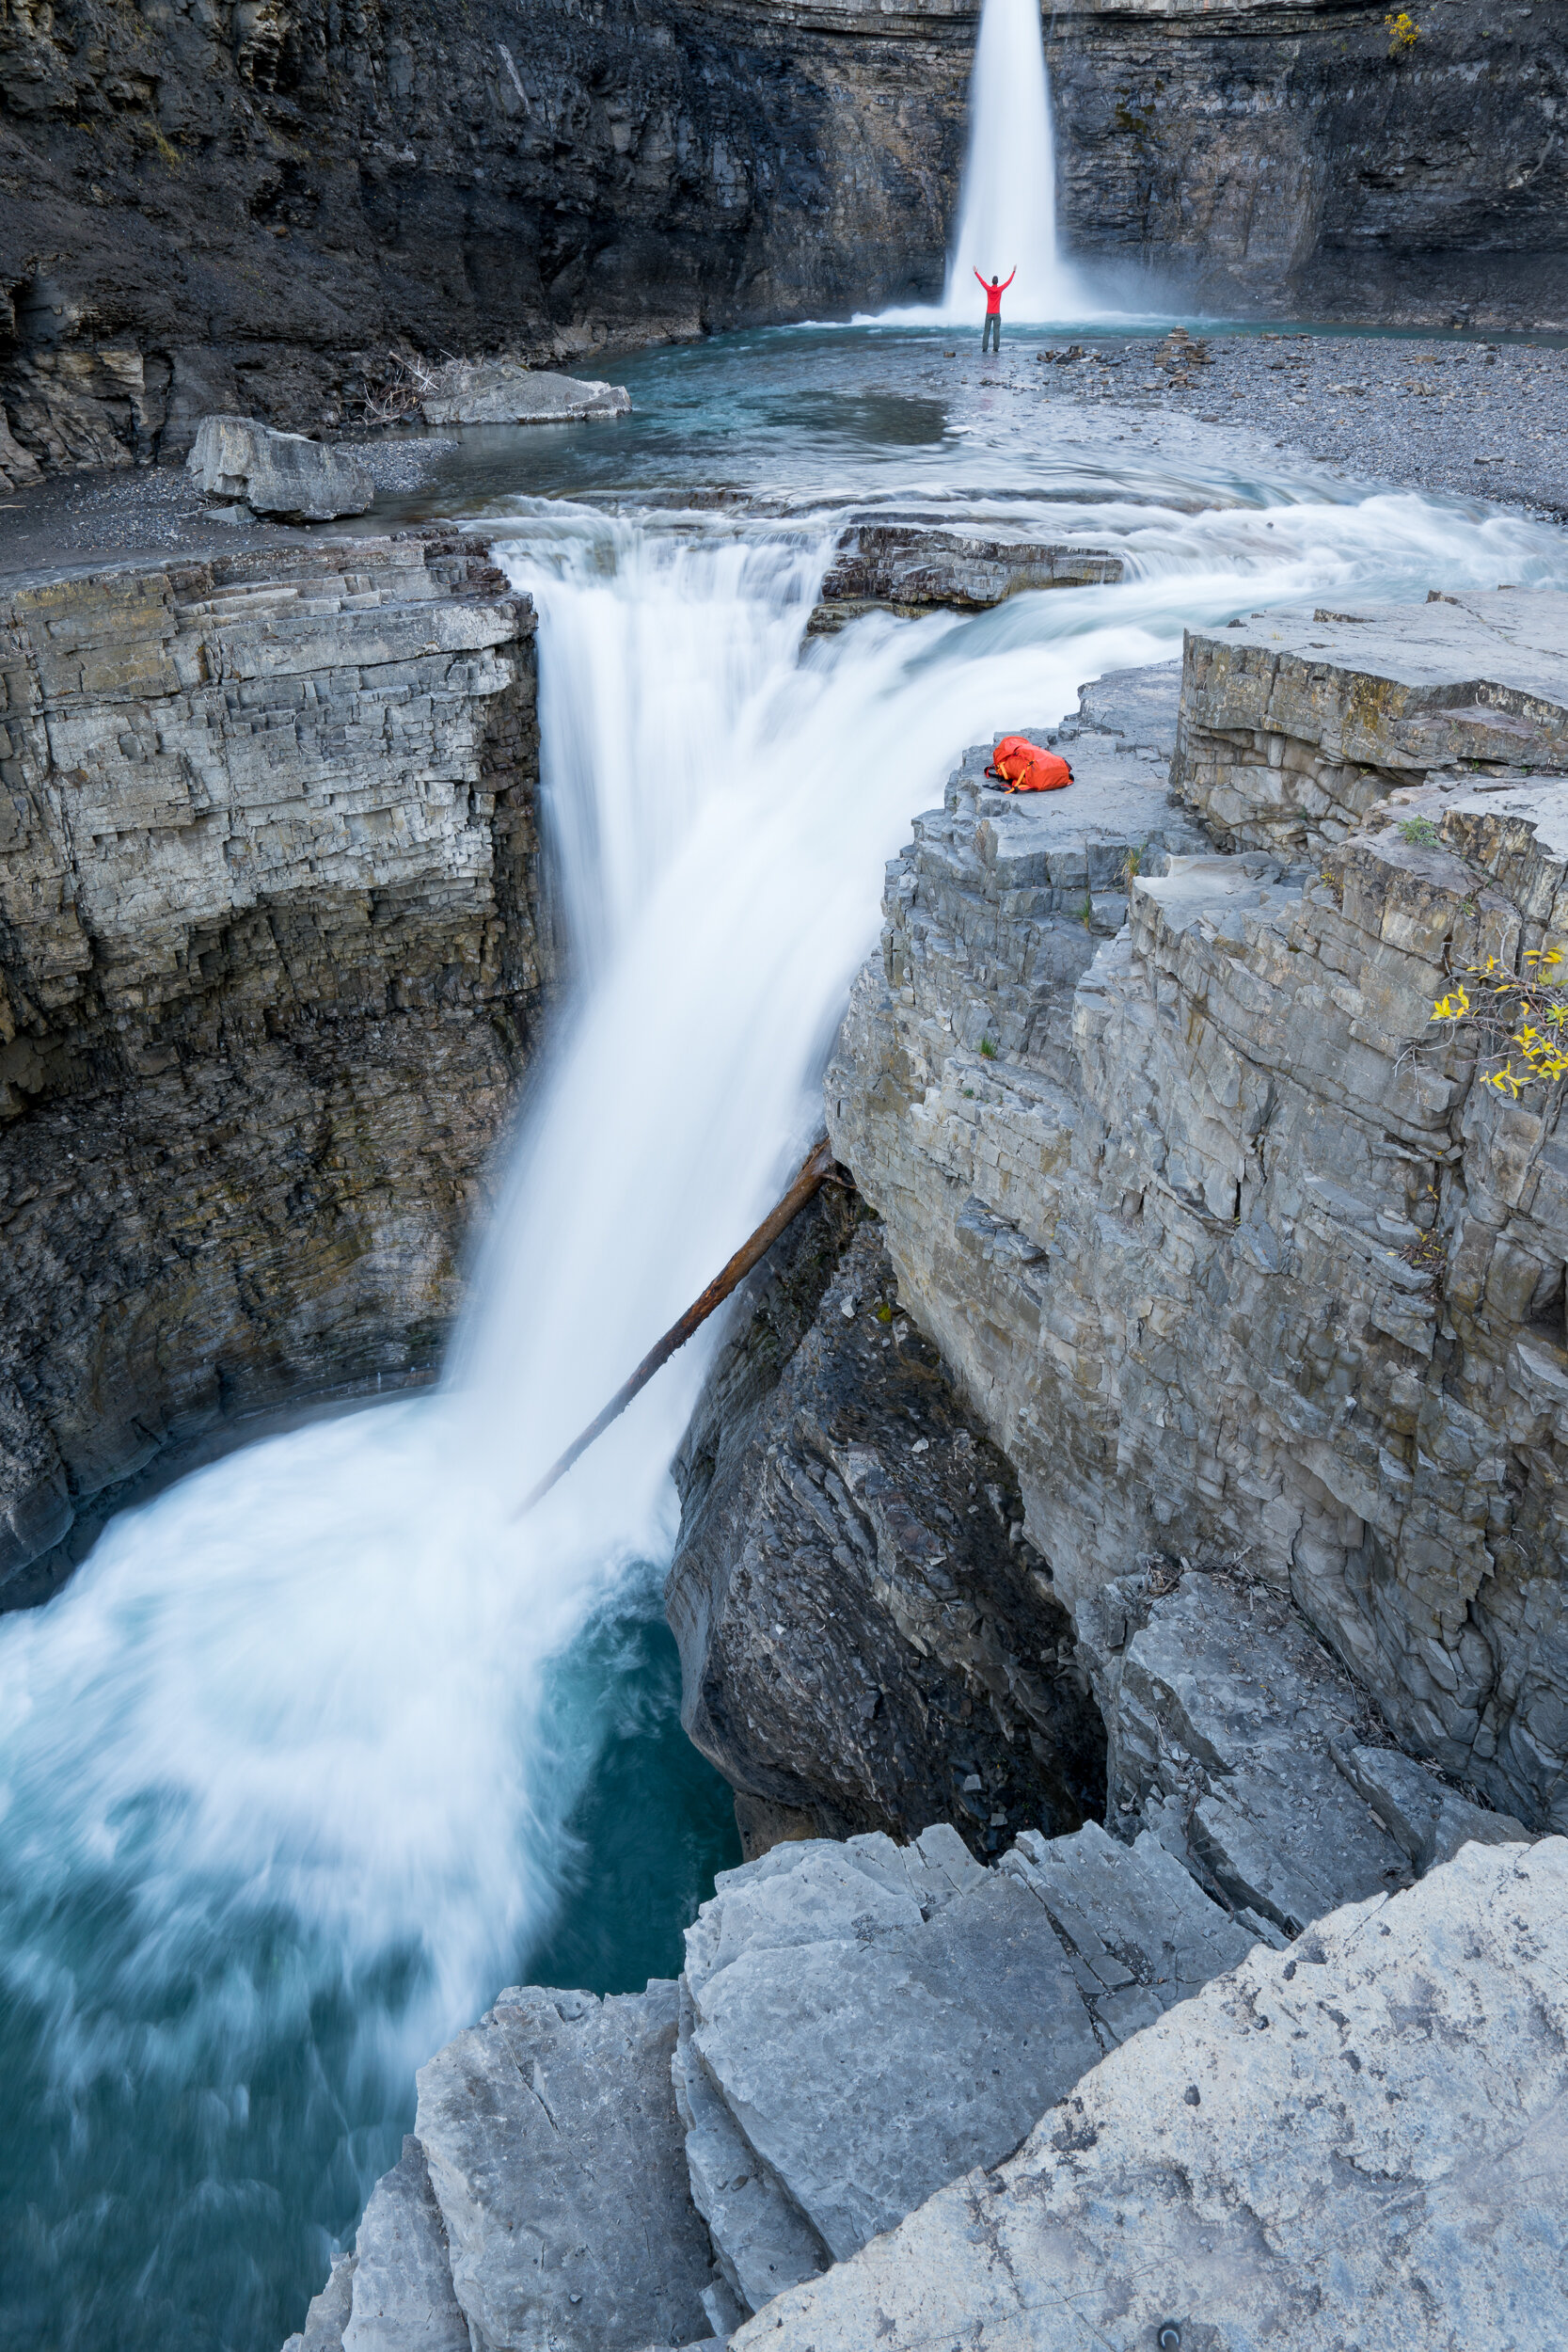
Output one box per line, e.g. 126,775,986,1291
4,401,1568,2351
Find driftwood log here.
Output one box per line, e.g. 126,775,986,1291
515,1136,840,1516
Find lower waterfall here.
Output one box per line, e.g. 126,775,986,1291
3,445,1567,2352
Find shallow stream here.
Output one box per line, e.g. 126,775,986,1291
5,326,1568,2352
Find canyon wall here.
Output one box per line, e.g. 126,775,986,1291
823,598,1568,1838
1049,0,1568,328
0,0,974,478
3,0,1563,483
0,530,542,1602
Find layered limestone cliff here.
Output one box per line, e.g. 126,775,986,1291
0,531,543,1601
1050,0,1568,328
825,594,1568,1836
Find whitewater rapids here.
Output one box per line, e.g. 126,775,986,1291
3,458,1568,2352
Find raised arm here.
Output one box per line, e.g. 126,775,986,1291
974,268,988,288
1001,268,1017,291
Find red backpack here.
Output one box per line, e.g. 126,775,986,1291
985,737,1074,793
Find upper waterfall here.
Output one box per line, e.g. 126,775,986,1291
942,0,1089,324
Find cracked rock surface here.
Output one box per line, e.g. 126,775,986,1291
732,1837,1568,2352
415,1981,718,2352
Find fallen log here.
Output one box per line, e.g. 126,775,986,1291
515,1136,840,1517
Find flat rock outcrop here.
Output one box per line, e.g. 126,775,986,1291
1173,589,1568,854
0,534,544,1601
808,524,1121,634
734,1836,1568,2351
827,611,1568,1834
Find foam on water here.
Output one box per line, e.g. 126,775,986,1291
3,429,1568,2352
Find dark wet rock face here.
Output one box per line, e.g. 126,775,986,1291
667,1200,1108,1858
1050,0,1568,329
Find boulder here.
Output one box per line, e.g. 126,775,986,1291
185,414,373,520
416,362,631,427
729,1837,1568,2352
414,1979,718,2352
341,2137,467,2352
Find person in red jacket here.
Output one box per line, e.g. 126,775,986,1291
976,268,1016,354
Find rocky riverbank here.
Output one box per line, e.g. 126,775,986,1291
0,531,545,1603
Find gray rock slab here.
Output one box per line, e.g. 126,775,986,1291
673,2012,830,2313
416,1979,715,2352
282,2251,356,2352
810,523,1120,629
418,362,630,425
1334,1740,1531,1872
1115,1577,1415,1934
682,1844,924,1996
186,414,372,519
1002,1820,1257,2047
1069,659,1182,759
341,2136,467,2352
689,1868,1100,2264
731,1837,1568,2352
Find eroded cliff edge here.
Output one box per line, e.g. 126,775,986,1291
0,531,543,1601
821,592,1568,1835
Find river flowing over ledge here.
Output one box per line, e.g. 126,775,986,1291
5,325,1568,2352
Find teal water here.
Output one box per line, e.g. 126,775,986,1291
0,1571,736,2352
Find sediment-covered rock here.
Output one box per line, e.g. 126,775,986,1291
0,533,544,1601
415,363,631,427
733,1836,1568,2352
186,414,374,519
826,619,1568,1832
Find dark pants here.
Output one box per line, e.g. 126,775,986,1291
982,312,1001,353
